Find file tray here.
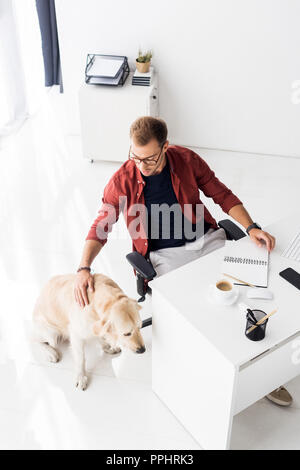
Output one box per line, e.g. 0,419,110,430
85,54,129,86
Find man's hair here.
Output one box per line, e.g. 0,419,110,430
130,116,168,147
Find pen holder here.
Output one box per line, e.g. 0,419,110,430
245,309,269,341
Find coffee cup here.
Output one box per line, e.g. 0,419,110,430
213,279,234,302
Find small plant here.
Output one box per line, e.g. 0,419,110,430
136,49,153,63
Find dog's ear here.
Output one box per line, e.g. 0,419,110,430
96,295,116,316
93,319,111,336
129,298,142,311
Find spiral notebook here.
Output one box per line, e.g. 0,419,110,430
221,238,269,288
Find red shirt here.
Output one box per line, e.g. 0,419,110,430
86,145,242,256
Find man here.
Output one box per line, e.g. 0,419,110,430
74,116,291,407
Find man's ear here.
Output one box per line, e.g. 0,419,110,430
93,319,111,336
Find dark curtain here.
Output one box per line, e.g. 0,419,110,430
35,0,63,92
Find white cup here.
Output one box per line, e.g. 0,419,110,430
212,279,234,302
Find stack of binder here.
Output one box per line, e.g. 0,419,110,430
132,66,154,86
85,54,129,86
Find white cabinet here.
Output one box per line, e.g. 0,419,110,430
78,73,159,162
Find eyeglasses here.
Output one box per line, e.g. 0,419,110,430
128,144,165,167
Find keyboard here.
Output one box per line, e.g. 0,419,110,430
282,231,300,262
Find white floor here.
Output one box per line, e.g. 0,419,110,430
1,89,300,450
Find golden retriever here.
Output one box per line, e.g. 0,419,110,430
32,273,145,390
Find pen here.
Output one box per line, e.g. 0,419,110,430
247,308,257,324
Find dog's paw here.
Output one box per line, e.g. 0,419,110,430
75,374,88,391
46,348,60,363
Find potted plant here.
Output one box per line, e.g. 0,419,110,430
136,49,153,73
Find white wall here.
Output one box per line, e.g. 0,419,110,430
55,0,300,157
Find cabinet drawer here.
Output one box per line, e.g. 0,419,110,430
234,331,300,415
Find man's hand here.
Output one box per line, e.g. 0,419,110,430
248,228,275,252
74,270,94,308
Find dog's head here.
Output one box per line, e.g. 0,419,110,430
93,297,145,354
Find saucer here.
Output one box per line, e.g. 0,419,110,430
207,285,239,306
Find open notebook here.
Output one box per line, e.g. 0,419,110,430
220,238,269,288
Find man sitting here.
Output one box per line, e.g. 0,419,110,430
74,116,291,408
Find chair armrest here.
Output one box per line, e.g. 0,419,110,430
126,252,157,280
218,219,246,241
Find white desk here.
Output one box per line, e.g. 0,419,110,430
150,214,300,450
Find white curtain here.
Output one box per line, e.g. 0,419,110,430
0,0,45,136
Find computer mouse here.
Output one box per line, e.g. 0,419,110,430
246,288,273,300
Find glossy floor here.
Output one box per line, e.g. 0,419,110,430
1,89,300,450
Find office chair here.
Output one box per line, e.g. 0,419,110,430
126,219,246,328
